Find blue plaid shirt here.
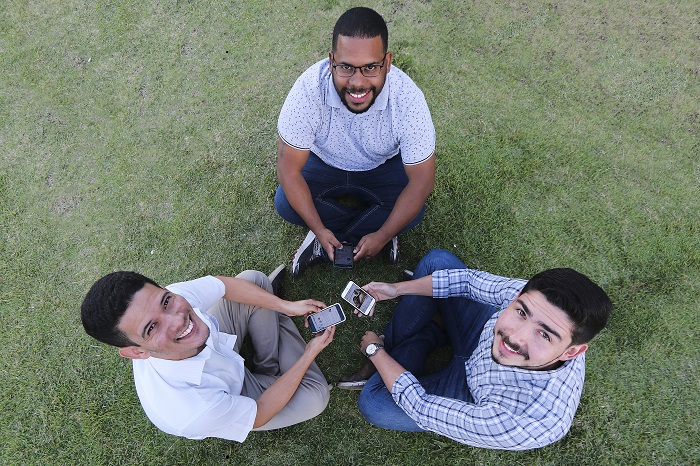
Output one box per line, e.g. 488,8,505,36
391,268,586,450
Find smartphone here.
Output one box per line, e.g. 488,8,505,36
333,243,354,269
341,281,376,316
308,303,346,333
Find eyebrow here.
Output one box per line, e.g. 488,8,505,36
335,60,385,70
518,299,563,341
333,53,386,67
140,291,169,339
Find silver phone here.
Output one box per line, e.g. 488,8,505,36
341,281,376,316
308,303,346,333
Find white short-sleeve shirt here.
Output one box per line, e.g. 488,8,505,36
131,276,258,442
278,59,436,171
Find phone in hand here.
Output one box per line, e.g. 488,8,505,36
333,243,354,269
308,303,346,333
341,281,376,316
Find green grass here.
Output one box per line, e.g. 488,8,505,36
1,0,698,464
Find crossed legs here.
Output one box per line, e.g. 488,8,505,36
357,249,497,431
208,270,330,430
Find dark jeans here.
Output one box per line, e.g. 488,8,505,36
358,249,498,431
274,152,425,245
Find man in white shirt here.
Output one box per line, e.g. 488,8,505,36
275,7,436,275
81,266,334,441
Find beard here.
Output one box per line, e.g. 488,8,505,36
334,83,380,114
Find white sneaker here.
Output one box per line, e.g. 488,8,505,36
291,231,324,276
388,236,399,264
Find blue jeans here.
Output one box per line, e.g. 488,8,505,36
358,249,498,431
274,152,425,245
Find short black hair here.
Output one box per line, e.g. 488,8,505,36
332,7,388,53
81,271,160,347
521,268,611,345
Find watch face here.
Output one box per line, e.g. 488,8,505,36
366,343,380,357
365,344,375,356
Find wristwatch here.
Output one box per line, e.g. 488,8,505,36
364,343,384,358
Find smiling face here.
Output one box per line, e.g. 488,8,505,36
330,34,391,114
117,283,210,360
492,290,588,370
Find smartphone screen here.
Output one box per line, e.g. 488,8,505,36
308,303,346,333
341,281,376,316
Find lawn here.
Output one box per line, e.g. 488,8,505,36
1,0,698,464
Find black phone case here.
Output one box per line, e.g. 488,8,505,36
333,243,354,268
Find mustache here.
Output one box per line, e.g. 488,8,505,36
497,330,529,360
344,86,374,93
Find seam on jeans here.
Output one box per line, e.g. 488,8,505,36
316,196,351,215
344,204,380,236
345,184,384,204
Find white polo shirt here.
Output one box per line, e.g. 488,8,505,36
278,59,436,171
131,276,257,442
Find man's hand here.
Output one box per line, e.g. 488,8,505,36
315,227,342,261
306,325,336,356
353,231,390,261
352,281,397,318
364,282,400,301
360,330,383,355
280,299,326,326
253,325,335,429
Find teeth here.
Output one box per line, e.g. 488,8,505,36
177,319,193,340
504,341,519,354
350,91,368,99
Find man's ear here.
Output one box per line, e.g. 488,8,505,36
119,345,151,360
559,343,588,361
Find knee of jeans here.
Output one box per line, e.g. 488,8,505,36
357,390,377,424
415,249,458,276
399,204,426,234
274,186,302,223
357,379,389,425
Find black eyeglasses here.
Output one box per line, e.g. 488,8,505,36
332,53,387,78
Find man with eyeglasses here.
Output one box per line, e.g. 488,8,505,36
275,7,436,276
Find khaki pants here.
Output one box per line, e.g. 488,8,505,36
207,270,330,430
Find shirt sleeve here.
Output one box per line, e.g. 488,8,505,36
166,276,225,312
392,372,564,450
432,268,527,309
175,389,258,442
397,90,436,165
277,65,323,151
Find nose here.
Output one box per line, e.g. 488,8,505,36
348,70,367,86
508,325,528,346
163,310,188,336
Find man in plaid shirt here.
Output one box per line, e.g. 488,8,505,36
340,249,611,450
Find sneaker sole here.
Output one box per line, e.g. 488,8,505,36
336,380,367,390
268,264,286,296
292,231,317,276
389,237,399,264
